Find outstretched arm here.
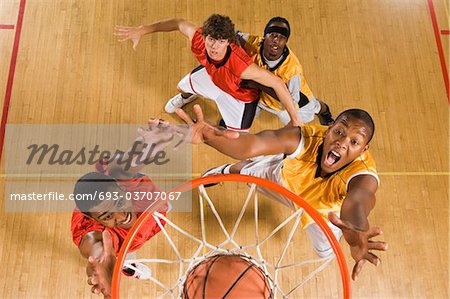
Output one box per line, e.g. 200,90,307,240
106,119,190,180
80,231,116,297
115,18,197,50
240,64,302,126
175,105,301,160
329,175,388,281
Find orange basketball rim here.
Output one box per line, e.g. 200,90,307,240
111,174,351,298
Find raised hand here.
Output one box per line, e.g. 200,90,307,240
328,212,388,281
114,25,146,50
86,230,116,297
175,104,239,143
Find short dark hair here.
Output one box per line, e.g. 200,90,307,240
202,14,236,43
264,17,291,39
73,172,119,214
335,109,375,143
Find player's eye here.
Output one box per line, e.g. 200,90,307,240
102,214,112,221
351,139,359,145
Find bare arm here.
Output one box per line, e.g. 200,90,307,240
341,175,378,230
175,105,301,160
204,126,301,160
107,120,185,180
79,231,104,259
240,64,302,126
329,175,388,281
80,231,116,297
115,18,197,49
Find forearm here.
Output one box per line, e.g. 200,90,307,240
340,197,370,232
204,129,284,160
241,80,278,99
274,84,300,123
140,18,185,35
79,232,105,259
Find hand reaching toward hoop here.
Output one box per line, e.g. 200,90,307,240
175,104,240,143
86,230,116,298
328,212,388,281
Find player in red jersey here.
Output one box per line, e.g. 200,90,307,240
71,120,176,297
115,14,302,131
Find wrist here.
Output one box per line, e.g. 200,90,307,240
140,25,152,35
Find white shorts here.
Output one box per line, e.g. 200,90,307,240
177,66,258,132
238,154,342,258
258,96,321,125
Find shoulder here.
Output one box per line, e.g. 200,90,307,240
277,47,303,78
230,43,253,65
286,124,327,160
339,151,379,190
301,124,328,140
243,34,263,55
71,209,104,246
191,28,205,53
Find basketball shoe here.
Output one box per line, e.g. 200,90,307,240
201,164,230,187
122,262,152,280
317,103,334,126
164,93,198,113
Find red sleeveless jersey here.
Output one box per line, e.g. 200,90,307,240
71,161,167,255
191,28,259,103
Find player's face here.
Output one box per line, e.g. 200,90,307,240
321,116,370,175
204,35,229,61
263,22,288,60
89,186,137,229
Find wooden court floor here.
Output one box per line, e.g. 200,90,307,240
0,0,448,298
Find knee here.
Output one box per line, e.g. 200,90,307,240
313,246,335,258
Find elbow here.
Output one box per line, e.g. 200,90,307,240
232,148,258,160
175,18,187,29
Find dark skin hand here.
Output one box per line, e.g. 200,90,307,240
329,212,387,280
85,230,116,298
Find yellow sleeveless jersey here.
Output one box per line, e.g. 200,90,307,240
243,35,313,111
281,125,379,228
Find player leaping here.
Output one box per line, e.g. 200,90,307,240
115,14,302,131
174,105,388,280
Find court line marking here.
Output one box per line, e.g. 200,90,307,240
0,0,26,163
0,25,14,30
441,30,450,35
0,171,448,181
427,0,449,102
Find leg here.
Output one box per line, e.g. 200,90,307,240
305,220,343,258
214,93,258,132
314,97,334,126
165,66,221,113
203,154,297,211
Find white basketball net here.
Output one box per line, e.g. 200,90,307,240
124,183,336,298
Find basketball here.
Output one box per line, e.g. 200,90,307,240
183,254,272,298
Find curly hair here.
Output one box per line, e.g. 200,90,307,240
202,14,237,43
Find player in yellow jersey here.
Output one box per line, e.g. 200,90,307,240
238,17,334,125
174,105,387,281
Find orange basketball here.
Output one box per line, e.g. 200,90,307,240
183,254,272,298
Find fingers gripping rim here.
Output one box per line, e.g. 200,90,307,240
111,174,351,299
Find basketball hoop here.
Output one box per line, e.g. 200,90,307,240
111,174,351,298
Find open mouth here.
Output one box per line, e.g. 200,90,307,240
325,150,341,166
270,45,279,52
